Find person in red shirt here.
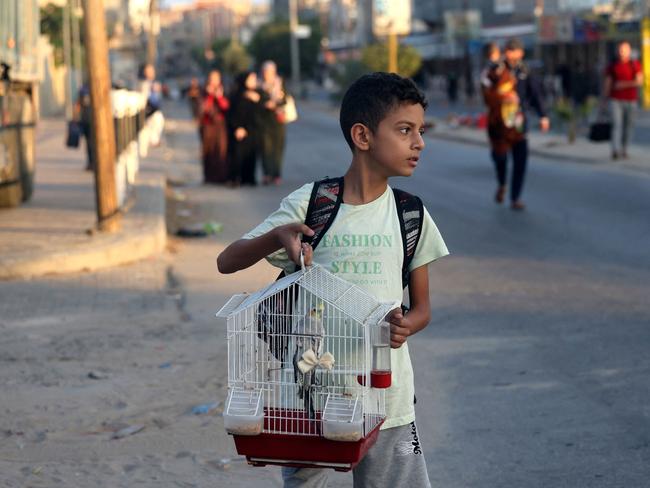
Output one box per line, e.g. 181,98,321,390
200,70,230,183
604,41,643,159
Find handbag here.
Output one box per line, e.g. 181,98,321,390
588,106,611,142
588,121,611,142
66,120,82,148
278,95,298,124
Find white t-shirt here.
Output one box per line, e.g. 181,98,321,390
243,182,449,429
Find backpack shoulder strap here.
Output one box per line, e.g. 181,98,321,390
302,176,344,251
392,188,424,290
276,177,344,278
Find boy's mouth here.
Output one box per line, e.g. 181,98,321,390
407,156,419,166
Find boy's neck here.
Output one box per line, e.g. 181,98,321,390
343,154,389,205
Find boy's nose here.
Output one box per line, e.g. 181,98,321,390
413,133,425,150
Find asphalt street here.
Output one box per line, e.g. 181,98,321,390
280,103,650,487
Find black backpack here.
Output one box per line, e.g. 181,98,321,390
257,176,424,362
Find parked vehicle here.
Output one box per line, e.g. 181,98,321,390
0,1,39,207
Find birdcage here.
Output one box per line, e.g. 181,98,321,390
216,262,399,471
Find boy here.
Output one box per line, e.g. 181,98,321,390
217,72,448,487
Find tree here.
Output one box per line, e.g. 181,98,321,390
330,60,370,101
248,19,322,78
220,42,252,76
361,43,422,78
189,38,252,76
40,2,84,67
40,3,64,65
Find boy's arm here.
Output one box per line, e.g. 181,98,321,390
386,264,431,348
217,223,314,274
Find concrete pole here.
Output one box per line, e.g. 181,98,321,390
82,0,120,232
147,0,158,66
642,16,650,109
62,0,73,120
388,29,398,74
289,0,300,94
534,0,544,63
71,0,83,91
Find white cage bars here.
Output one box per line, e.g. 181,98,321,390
216,264,399,442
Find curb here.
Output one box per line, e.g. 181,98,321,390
0,174,167,280
426,125,604,163
427,125,650,173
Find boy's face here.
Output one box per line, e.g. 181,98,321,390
365,102,426,178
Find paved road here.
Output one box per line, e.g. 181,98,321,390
281,103,650,487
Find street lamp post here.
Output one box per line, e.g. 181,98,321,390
289,0,301,94
534,0,544,64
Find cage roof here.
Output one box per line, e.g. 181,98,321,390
216,264,399,326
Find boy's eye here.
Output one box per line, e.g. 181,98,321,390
418,128,426,136
399,127,410,134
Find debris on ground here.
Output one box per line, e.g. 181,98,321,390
207,457,232,470
175,221,223,238
111,424,145,440
88,371,109,380
190,402,220,415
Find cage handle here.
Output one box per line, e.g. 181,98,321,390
299,247,305,272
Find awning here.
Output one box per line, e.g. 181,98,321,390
480,23,537,39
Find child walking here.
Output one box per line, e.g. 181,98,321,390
217,72,449,488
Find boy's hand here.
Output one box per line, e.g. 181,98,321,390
274,223,315,267
386,308,413,348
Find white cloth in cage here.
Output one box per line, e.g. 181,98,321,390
298,350,335,374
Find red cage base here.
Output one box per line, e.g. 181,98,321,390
232,409,384,472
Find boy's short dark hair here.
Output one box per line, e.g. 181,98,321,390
340,72,428,150
504,38,524,51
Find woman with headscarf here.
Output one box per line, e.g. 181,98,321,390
200,70,230,184
258,61,287,185
228,71,262,186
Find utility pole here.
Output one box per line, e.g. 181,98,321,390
147,0,159,66
643,2,650,109
388,23,398,73
289,0,300,93
71,0,83,93
534,0,544,63
62,0,72,119
82,0,120,232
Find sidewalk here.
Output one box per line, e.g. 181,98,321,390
0,118,166,280
427,117,650,174
422,91,650,173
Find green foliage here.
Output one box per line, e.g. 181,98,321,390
40,3,64,65
219,42,252,76
361,43,422,78
330,60,370,101
552,96,598,143
211,39,231,61
191,39,252,76
248,19,322,78
553,97,573,121
40,3,83,67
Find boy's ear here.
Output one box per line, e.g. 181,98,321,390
350,123,371,151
